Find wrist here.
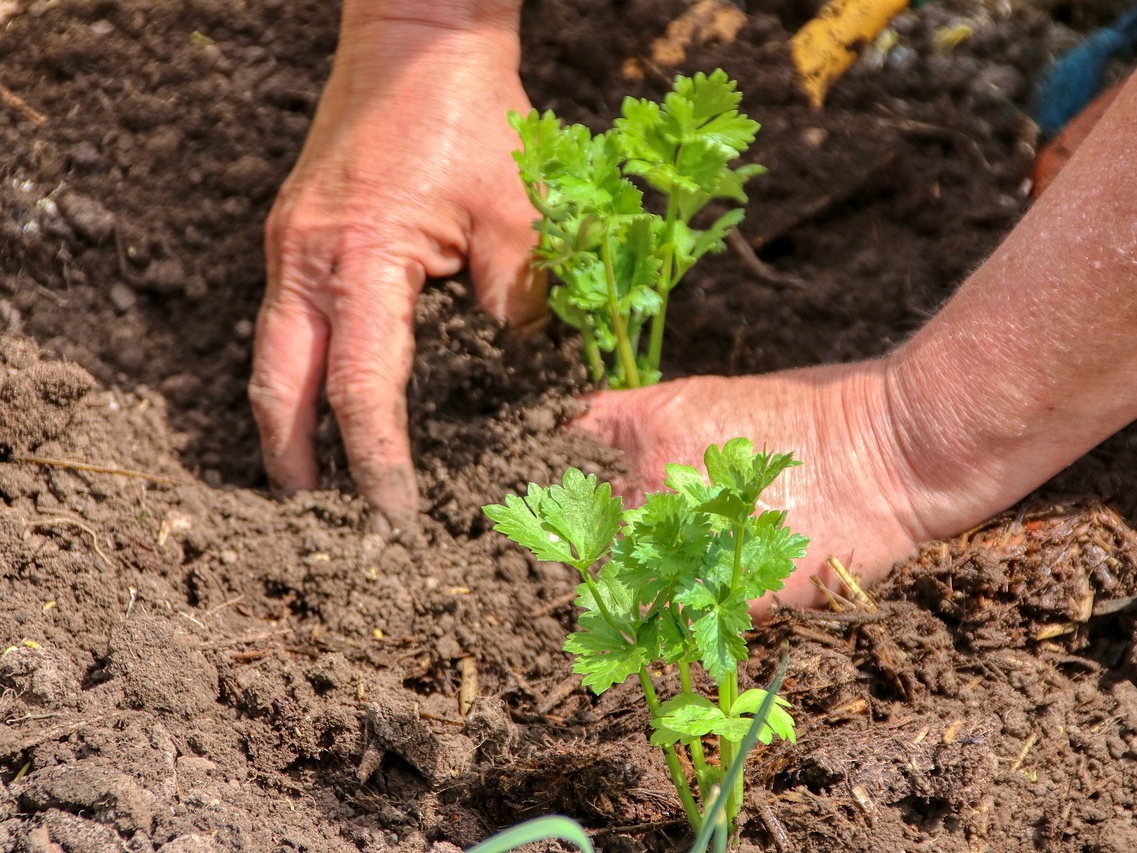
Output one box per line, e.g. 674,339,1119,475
342,0,521,33
880,343,1010,539
333,1,523,79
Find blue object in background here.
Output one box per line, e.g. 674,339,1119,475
1033,3,1137,138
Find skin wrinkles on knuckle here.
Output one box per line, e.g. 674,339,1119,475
325,370,408,434
248,389,297,458
247,366,305,425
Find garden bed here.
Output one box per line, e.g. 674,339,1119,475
2,0,1137,850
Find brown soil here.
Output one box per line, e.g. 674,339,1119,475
3,0,1137,851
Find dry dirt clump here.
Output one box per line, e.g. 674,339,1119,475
3,0,1137,851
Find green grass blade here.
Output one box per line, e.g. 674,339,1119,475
467,815,596,853
689,644,790,853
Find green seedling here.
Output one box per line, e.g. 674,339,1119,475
483,438,805,840
509,70,764,388
466,815,595,853
465,647,790,853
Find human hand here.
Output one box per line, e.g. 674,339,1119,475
251,13,543,534
575,361,967,614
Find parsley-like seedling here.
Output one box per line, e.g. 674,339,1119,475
483,439,806,837
509,70,763,388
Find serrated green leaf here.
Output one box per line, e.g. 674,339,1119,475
649,693,726,747
574,551,636,618
679,587,752,685
689,209,744,264
672,576,717,611
657,605,693,664
509,108,566,190
674,138,730,195
676,70,757,151
565,620,645,695
565,565,644,694
621,285,663,318
704,437,756,491
736,510,810,601
609,215,663,299
615,71,758,204
663,464,715,507
557,258,609,313
701,439,801,520
731,688,789,713
695,489,752,522
482,468,622,570
731,689,797,744
618,492,714,606
482,488,576,565
547,284,589,331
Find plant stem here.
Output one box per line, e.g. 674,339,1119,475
601,225,641,388
730,516,747,591
678,659,710,797
717,686,738,833
638,668,702,831
579,573,700,829
718,516,749,829
579,570,618,629
647,193,679,375
580,326,605,385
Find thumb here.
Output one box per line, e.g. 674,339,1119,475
573,388,669,503
468,215,547,334
573,389,645,455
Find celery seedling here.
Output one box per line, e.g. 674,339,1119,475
483,438,805,838
509,70,764,388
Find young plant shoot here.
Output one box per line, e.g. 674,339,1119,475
509,70,764,388
483,438,806,837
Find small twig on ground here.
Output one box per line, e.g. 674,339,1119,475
4,712,61,725
725,231,807,290
9,453,182,487
747,148,897,249
591,817,687,836
810,575,857,612
788,623,847,647
875,111,993,174
532,589,578,618
197,628,294,650
827,556,878,612
205,595,246,619
779,605,889,623
458,655,478,718
538,671,582,716
0,80,47,125
24,516,111,566
1008,732,1038,774
754,793,793,852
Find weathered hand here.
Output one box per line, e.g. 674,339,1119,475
251,16,543,533
578,72,1137,614
575,362,955,613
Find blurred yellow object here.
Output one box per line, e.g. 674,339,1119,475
623,0,744,79
933,23,974,52
791,0,909,107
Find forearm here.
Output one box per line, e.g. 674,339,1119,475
341,0,522,33
328,0,523,94
888,71,1137,516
